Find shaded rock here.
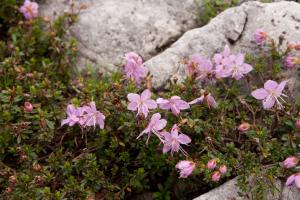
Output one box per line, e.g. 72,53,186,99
193,177,299,200
144,1,300,90
39,0,202,72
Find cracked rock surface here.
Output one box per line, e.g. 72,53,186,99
194,177,299,200
145,1,300,92
39,0,201,72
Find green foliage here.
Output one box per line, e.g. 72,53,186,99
196,0,240,24
1,1,300,200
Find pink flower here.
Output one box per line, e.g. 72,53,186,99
227,54,253,80
251,80,288,109
214,45,235,78
161,124,191,156
286,173,300,189
61,105,87,126
207,159,217,170
212,171,221,182
24,102,33,112
296,119,300,128
219,165,227,174
283,156,299,169
84,101,105,129
137,113,167,144
19,0,39,20
189,90,217,109
175,160,196,178
186,55,201,77
254,29,267,45
157,96,190,116
127,89,157,118
238,122,250,132
284,56,300,69
194,56,214,81
123,52,148,84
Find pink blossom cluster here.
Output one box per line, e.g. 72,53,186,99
61,101,105,129
207,159,227,182
254,29,300,69
135,112,191,155
127,89,217,118
126,88,219,178
19,0,39,20
123,52,148,84
185,45,253,81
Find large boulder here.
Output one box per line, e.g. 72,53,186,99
39,0,201,72
145,1,300,93
193,177,299,200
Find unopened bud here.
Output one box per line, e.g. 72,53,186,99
24,102,33,112
238,122,250,132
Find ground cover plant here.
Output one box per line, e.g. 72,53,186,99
1,0,300,199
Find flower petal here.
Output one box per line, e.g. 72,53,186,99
235,53,245,64
251,89,268,100
127,93,140,103
189,96,204,105
141,89,151,101
171,104,180,116
286,174,295,186
127,102,138,111
140,104,149,118
151,113,161,122
145,99,157,109
264,80,278,91
161,131,172,141
263,96,275,109
295,175,300,188
275,80,287,96
154,119,167,131
177,134,191,144
175,99,190,110
242,63,253,73
163,144,172,153
207,95,217,108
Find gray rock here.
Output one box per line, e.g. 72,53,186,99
144,1,300,89
193,177,299,200
39,0,202,72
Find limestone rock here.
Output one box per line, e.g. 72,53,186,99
193,177,299,200
39,0,201,72
144,1,300,90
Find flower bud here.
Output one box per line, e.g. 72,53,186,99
33,163,42,172
24,102,33,112
285,56,300,69
254,29,267,45
34,176,43,185
211,171,221,182
207,159,217,170
238,122,250,132
283,156,299,168
5,187,12,194
293,43,300,51
20,154,28,162
219,165,227,174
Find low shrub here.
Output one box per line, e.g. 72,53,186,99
1,1,300,200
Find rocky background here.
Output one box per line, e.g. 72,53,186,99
39,1,300,199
